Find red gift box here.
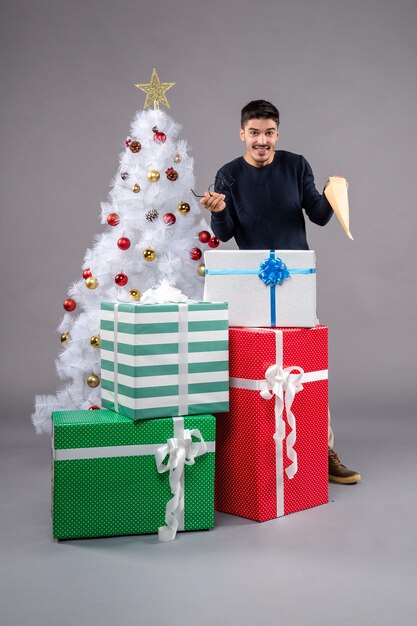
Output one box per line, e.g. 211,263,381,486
215,326,328,522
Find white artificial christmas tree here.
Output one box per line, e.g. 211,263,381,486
32,70,218,433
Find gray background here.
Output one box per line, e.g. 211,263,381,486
1,0,416,624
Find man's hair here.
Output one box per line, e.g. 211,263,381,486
240,100,280,129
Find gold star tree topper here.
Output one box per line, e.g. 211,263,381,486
135,68,175,110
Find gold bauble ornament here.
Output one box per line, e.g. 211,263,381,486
60,332,71,343
143,247,156,261
87,374,100,388
132,183,141,193
147,169,160,183
197,263,206,277
85,276,99,289
177,201,190,215
90,335,101,349
174,153,182,164
129,289,141,301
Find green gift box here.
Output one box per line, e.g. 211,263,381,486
52,410,216,541
100,301,229,420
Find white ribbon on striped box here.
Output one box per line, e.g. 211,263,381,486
229,330,328,518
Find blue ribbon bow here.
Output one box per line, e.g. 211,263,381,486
259,254,290,286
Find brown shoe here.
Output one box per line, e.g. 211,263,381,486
328,448,361,484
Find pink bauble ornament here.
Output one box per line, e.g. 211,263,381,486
153,131,167,144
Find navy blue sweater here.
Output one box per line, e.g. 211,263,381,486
211,151,333,250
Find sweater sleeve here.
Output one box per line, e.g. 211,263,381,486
210,168,237,242
301,156,333,226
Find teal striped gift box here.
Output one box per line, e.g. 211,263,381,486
100,301,229,420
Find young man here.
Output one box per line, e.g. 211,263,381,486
200,99,361,484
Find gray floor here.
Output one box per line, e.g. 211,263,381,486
1,409,416,626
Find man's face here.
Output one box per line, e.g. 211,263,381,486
240,118,279,167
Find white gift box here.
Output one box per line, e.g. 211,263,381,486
203,250,317,328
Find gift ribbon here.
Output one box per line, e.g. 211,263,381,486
113,302,120,412
177,304,189,416
259,365,304,480
53,416,214,542
205,250,315,326
155,416,208,542
229,330,328,517
112,302,190,415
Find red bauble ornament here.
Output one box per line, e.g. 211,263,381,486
63,298,76,312
208,236,220,248
89,405,100,410
117,237,131,250
190,247,202,261
115,272,128,286
107,213,120,226
153,131,167,144
198,230,211,244
82,268,92,279
163,212,176,225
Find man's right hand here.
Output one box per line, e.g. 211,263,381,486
199,192,226,213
